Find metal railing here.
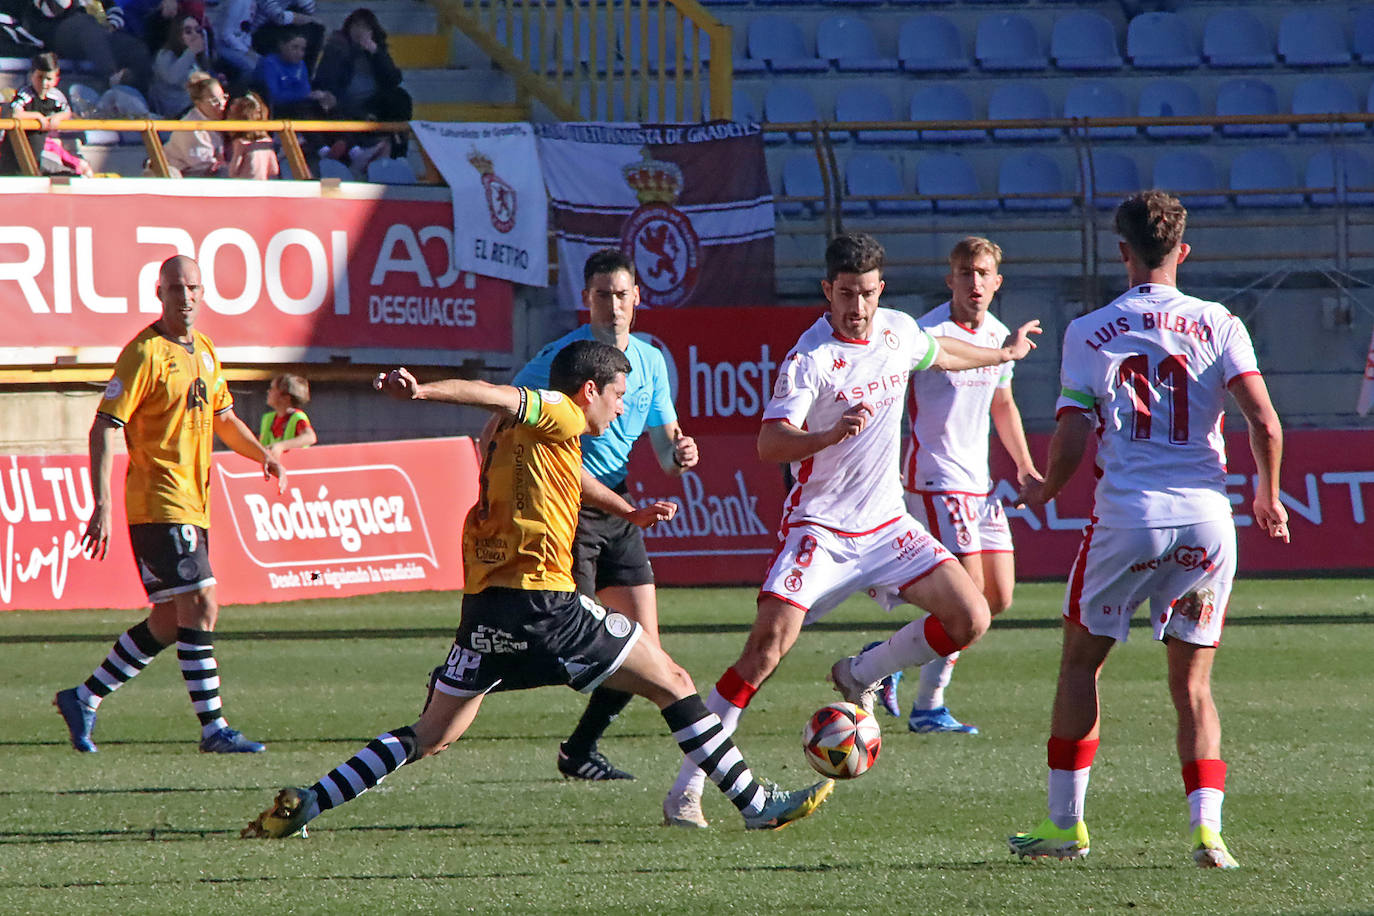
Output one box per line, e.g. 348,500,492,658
434,0,733,122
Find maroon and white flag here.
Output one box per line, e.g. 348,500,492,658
1359,325,1374,416
535,121,774,309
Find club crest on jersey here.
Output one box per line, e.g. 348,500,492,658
200,350,214,373
619,149,699,307
103,376,123,400
468,148,517,233
1171,588,1216,626
882,328,899,350
784,570,804,592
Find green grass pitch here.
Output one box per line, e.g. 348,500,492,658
3,579,1372,914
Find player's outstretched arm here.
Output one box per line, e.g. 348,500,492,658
649,421,698,477
214,411,287,493
1229,373,1289,543
1016,409,1091,509
990,386,1042,487
81,414,121,561
580,469,678,529
758,405,873,463
374,368,523,417
932,320,1042,372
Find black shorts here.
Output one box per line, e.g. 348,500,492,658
572,505,655,595
430,587,642,698
128,523,215,603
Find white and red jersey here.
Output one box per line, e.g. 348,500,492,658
766,308,941,534
1056,283,1260,528
902,302,1013,494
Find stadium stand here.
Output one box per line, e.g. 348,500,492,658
974,13,1048,71
987,83,1059,141
1063,81,1135,140
908,85,984,143
1292,76,1365,137
1125,12,1200,69
998,150,1072,211
763,83,820,142
778,151,824,217
1079,149,1141,209
1214,78,1286,138
1277,9,1352,67
1306,148,1374,206
834,86,915,144
816,15,898,73
916,151,996,213
1049,10,1122,71
1137,78,1212,139
1152,149,1227,209
1202,9,1276,68
845,150,928,215
897,14,969,73
1230,147,1304,208
746,15,827,72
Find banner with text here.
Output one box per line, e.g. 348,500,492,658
410,121,548,287
1,438,477,611
625,430,1374,585
535,121,775,311
0,188,513,361
1359,324,1374,415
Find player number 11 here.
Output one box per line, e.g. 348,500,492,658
1118,353,1189,444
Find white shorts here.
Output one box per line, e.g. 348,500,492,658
760,516,956,625
1064,519,1237,646
905,489,1013,556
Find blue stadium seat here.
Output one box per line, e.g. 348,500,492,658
1152,150,1227,209
1202,9,1275,68
622,15,712,72
834,87,917,144
1138,79,1212,139
317,158,352,181
909,85,985,142
1292,76,1364,136
1278,10,1352,67
1306,149,1374,206
1230,148,1303,208
845,151,930,215
763,84,820,143
899,14,969,73
732,87,760,123
1126,12,1199,70
975,13,1047,71
916,152,997,212
816,16,899,73
1050,11,1122,71
999,151,1073,211
1355,8,1374,64
1063,81,1135,140
1078,150,1141,210
748,16,828,73
779,153,824,217
1215,78,1286,138
988,84,1059,141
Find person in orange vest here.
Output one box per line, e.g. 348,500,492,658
259,374,317,457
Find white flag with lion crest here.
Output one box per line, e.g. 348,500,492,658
410,121,548,287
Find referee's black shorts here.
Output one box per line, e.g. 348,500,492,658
572,500,655,595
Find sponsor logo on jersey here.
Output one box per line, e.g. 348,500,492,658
832,357,846,370
200,350,214,373
103,377,122,400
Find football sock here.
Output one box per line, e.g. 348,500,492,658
852,616,959,685
1047,736,1099,830
662,694,765,817
176,627,228,737
912,652,960,712
78,618,164,709
670,668,755,798
310,727,419,817
562,686,634,757
1183,758,1227,831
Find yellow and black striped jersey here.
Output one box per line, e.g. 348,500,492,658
463,388,586,594
97,325,232,527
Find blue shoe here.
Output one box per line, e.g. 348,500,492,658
200,727,266,753
53,688,98,753
863,641,903,718
908,706,979,735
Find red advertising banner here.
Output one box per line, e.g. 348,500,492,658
628,429,1374,586
0,185,513,361
632,305,822,436
1,438,477,611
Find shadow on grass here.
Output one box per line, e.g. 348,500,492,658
5,613,1374,645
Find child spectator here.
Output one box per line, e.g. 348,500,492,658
225,91,279,179
149,14,210,114
162,70,227,176
250,0,323,70
1,52,92,176
253,28,333,118
259,374,316,455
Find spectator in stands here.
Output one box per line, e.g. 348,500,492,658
0,51,91,175
250,0,322,72
209,0,258,84
110,0,203,55
162,70,226,176
258,373,315,454
225,90,278,179
149,14,209,114
253,28,332,118
22,0,152,93
313,7,411,159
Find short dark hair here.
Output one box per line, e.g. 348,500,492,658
825,233,885,281
548,339,631,396
583,248,635,287
31,52,59,74
1115,190,1187,269
342,8,387,44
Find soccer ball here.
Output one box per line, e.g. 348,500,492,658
802,702,881,779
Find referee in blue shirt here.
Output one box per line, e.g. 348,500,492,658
513,248,699,780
